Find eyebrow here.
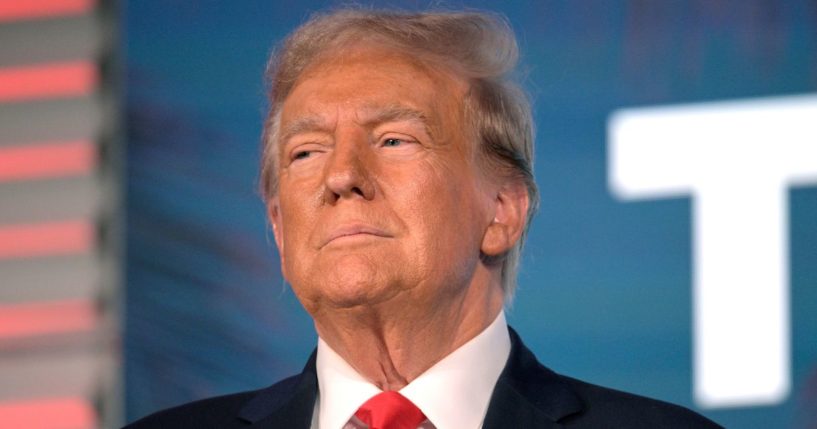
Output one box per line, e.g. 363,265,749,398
279,115,331,145
279,104,435,144
359,104,431,131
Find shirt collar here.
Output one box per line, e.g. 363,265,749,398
315,311,511,429
315,336,381,429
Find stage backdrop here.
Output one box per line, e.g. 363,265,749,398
124,1,817,427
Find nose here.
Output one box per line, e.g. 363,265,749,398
322,134,376,203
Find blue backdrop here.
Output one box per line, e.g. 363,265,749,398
124,2,817,427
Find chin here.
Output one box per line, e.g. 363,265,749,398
329,279,396,309
291,281,370,315
291,249,419,312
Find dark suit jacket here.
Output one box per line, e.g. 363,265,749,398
125,328,722,428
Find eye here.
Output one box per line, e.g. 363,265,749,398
292,150,312,161
287,142,326,164
383,138,403,147
376,134,423,158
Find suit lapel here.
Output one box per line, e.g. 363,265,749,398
482,328,584,429
238,350,319,428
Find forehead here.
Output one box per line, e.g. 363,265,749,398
279,46,466,126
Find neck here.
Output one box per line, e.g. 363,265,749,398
312,275,504,391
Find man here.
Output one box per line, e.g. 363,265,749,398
127,9,721,429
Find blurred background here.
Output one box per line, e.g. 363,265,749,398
0,1,815,428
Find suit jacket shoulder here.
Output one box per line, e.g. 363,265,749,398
123,388,261,429
483,328,723,428
123,353,318,429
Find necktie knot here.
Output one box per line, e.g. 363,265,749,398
354,391,426,429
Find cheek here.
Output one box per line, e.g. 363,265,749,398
382,159,456,219
277,187,320,252
399,159,485,245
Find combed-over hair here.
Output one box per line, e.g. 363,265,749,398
259,9,539,300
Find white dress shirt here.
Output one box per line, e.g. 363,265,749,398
311,311,511,429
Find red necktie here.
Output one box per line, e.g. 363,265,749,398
354,391,427,429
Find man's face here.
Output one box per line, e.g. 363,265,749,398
268,47,500,315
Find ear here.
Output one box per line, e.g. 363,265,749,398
481,180,530,257
266,197,287,276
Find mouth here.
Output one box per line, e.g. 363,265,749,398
322,224,392,247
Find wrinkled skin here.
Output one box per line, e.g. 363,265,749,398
267,46,528,390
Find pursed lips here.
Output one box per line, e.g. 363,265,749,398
321,224,392,247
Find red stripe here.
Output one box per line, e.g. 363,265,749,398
0,140,95,182
0,61,96,102
0,0,94,23
0,220,94,259
0,397,95,429
0,300,96,340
